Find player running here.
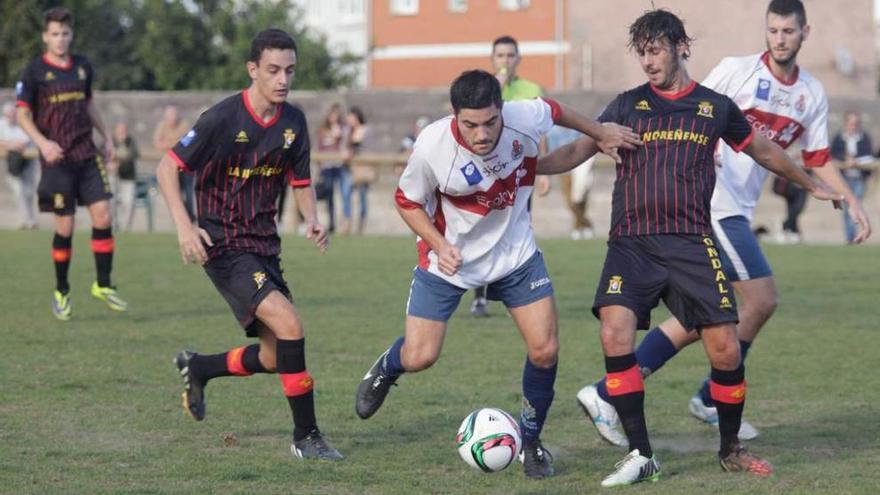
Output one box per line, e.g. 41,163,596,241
156,29,342,461
576,0,872,451
354,69,640,479
536,9,843,486
16,7,125,320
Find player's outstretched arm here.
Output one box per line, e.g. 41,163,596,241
291,186,329,253
810,164,872,244
554,103,641,163
395,203,462,276
537,136,599,175
744,132,843,204
156,154,212,265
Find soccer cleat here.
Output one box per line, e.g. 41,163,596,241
291,430,344,461
688,395,760,440
90,282,128,312
174,350,206,421
600,449,661,487
719,444,773,476
469,297,490,317
355,349,399,419
520,438,555,479
52,290,72,321
576,384,629,448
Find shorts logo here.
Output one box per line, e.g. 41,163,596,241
45,71,55,81
235,130,249,143
529,276,551,290
282,128,296,149
180,129,196,147
53,193,65,210
606,275,623,294
635,99,651,111
756,79,771,100
460,161,483,185
511,139,523,160
795,94,806,115
720,296,733,309
696,101,714,118
253,271,267,290
77,67,87,80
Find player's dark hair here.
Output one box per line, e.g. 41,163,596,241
492,35,519,54
767,0,807,27
628,9,693,60
450,70,503,114
249,29,298,63
43,7,73,30
348,106,366,125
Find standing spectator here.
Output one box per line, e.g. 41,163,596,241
775,173,809,243
316,103,352,234
344,106,375,235
830,111,874,243
109,122,139,231
547,125,594,240
1,101,37,229
153,104,193,221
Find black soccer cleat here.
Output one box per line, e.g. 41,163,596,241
355,349,399,419
521,438,555,479
291,430,344,461
174,350,206,421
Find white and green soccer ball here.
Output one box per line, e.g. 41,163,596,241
455,408,522,473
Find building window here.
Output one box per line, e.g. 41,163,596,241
390,0,419,15
448,0,467,13
499,0,529,11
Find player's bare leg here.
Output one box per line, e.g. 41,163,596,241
51,214,75,320
510,296,558,479
87,199,127,311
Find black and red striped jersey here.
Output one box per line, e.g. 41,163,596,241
169,90,311,258
599,81,753,238
16,54,97,165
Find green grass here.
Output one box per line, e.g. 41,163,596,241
0,231,878,494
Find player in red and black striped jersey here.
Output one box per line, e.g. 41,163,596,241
15,7,125,320
536,10,843,487
156,29,341,461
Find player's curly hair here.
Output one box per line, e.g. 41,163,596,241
628,9,693,60
450,70,502,113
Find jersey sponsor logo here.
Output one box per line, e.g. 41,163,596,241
77,66,87,80
45,71,55,81
460,161,483,185
227,164,283,179
696,101,714,119
235,130,249,143
253,271,267,290
770,90,791,109
511,139,523,160
606,275,623,294
15,81,23,96
634,99,651,111
756,78,771,100
742,108,805,149
282,128,296,149
641,128,710,146
180,129,196,147
47,91,86,104
481,160,511,176
795,94,806,115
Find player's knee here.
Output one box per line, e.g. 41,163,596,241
600,325,631,354
258,349,276,372
402,347,439,372
707,339,741,369
756,293,778,319
92,211,112,229
527,340,558,368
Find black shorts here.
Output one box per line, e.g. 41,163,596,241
38,156,112,215
204,251,292,337
592,235,738,331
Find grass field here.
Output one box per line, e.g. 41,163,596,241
0,231,878,494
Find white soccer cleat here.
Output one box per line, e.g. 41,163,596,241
688,395,760,440
576,384,629,448
600,449,661,487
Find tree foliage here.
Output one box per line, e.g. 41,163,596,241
0,0,358,90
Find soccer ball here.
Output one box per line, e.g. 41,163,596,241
455,407,522,473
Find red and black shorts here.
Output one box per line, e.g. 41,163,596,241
204,250,292,337
592,234,738,331
38,156,112,215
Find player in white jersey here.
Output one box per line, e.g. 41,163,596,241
354,69,640,480
575,0,871,451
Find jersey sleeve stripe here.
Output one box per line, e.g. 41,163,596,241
724,130,755,153
289,178,311,187
395,187,423,209
167,150,191,172
801,147,830,167
541,97,562,123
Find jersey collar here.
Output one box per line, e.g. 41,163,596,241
649,79,697,100
761,51,799,86
42,53,73,70
242,90,282,128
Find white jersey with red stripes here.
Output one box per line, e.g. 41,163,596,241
703,52,831,221
395,98,560,289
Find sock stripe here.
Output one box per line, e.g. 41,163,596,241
52,248,72,262
91,238,115,253
279,371,314,397
226,346,253,376
710,380,747,404
606,364,644,396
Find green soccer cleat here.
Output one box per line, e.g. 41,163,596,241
52,290,72,321
91,282,128,312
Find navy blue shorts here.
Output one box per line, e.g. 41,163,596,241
592,235,738,331
712,215,773,282
407,250,554,322
204,251,292,337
